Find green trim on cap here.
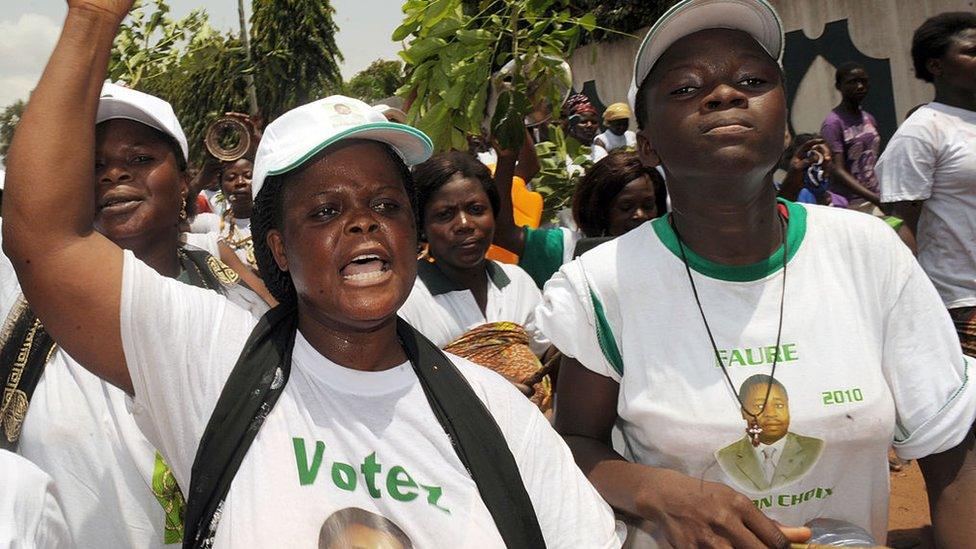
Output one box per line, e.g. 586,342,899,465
266,122,433,178
651,198,806,282
633,0,783,87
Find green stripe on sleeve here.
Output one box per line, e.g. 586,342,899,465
589,290,623,377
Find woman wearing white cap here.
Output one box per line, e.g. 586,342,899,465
539,0,976,547
0,79,267,549
3,1,620,548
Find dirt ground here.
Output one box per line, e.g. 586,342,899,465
886,456,933,549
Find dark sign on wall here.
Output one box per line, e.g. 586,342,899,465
783,19,898,145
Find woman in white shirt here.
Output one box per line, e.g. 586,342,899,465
2,2,619,547
541,1,976,548
878,11,976,357
398,151,552,408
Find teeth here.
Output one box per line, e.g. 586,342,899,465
343,270,387,281
352,254,381,262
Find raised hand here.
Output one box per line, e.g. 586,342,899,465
66,0,135,24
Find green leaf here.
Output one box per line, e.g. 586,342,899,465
422,0,455,28
578,13,596,32
401,37,447,65
392,21,419,41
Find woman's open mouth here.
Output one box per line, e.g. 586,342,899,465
340,253,393,284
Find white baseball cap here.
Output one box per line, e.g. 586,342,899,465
96,82,189,162
252,95,433,199
628,0,784,110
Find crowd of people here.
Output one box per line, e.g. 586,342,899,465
0,0,975,548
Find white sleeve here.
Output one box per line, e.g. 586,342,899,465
0,451,73,549
877,133,936,203
536,262,620,382
120,250,256,486
516,411,622,549
879,235,976,459
503,264,551,356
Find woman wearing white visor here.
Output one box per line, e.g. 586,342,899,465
3,1,620,548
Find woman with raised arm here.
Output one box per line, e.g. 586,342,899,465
0,80,267,546
537,1,976,547
3,2,619,547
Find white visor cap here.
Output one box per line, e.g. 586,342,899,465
252,95,433,199
628,0,784,110
96,82,188,162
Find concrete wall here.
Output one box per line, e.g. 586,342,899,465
568,0,974,140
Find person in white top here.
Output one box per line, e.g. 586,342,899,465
539,1,976,548
215,157,258,270
0,81,265,546
590,102,637,163
877,11,976,357
398,151,552,408
0,450,72,549
2,3,621,547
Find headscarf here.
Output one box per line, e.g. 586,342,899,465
603,102,632,123
563,93,597,124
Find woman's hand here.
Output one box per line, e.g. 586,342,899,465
67,0,135,24
789,138,832,173
634,468,810,548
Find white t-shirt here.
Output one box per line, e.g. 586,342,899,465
219,216,254,269
590,129,637,163
398,260,550,355
190,212,221,234
0,234,175,548
120,251,620,549
537,201,976,546
877,102,976,308
0,450,73,549
183,231,221,257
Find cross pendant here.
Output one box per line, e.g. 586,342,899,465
747,421,763,447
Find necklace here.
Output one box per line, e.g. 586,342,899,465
671,212,788,447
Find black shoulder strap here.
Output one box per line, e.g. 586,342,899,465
178,246,270,318
184,310,544,549
396,317,546,549
573,236,614,258
183,304,296,548
0,297,57,451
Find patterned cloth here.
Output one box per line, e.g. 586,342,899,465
949,306,976,357
444,322,552,411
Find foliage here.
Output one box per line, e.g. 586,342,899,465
460,0,675,43
395,0,596,152
0,100,25,161
250,0,344,120
108,0,215,89
345,59,405,104
570,0,675,42
531,126,591,223
106,0,344,164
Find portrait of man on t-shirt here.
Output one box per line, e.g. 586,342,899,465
318,507,413,549
715,375,825,492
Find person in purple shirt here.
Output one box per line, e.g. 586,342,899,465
820,62,883,211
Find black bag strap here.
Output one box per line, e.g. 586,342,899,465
184,304,296,548
0,297,57,451
396,317,546,549
184,308,545,549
